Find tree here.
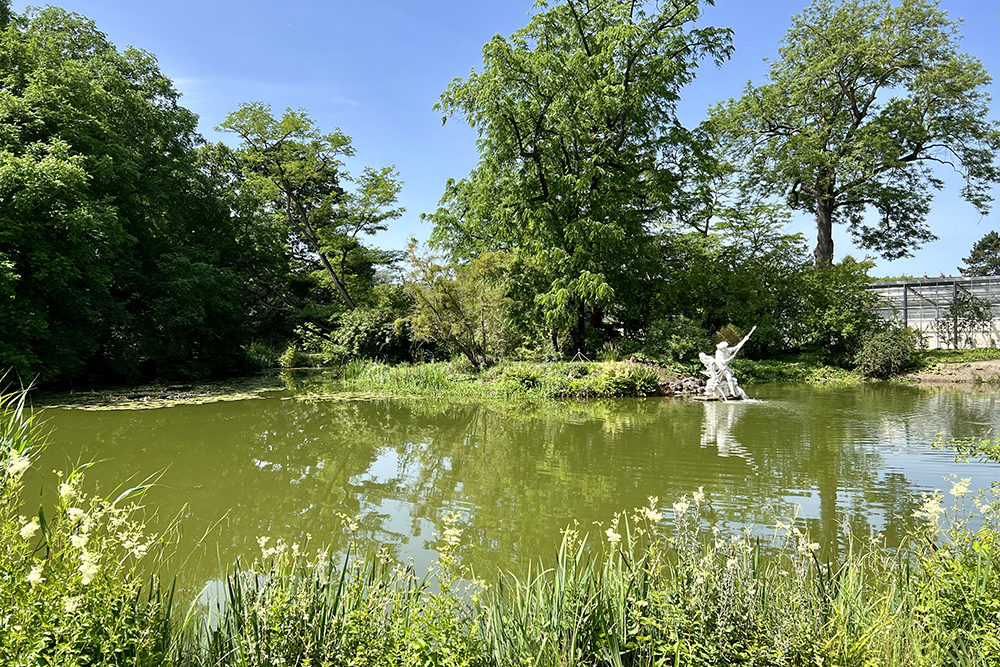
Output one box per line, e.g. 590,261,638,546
216,103,403,315
404,242,515,368
428,0,732,352
959,230,1000,276
1,6,250,383
713,0,1000,267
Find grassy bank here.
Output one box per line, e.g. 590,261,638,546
295,357,863,400
4,389,999,665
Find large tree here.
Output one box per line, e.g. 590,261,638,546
1,6,249,383
216,104,403,323
427,0,732,352
713,0,1000,267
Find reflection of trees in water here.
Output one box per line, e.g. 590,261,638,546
35,385,998,582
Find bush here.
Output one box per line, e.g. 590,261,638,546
277,344,310,369
853,325,924,379
644,316,711,364
711,323,744,348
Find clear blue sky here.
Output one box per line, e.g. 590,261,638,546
13,0,1000,277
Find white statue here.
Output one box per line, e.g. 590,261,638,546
699,326,756,400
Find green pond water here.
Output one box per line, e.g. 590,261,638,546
29,382,999,591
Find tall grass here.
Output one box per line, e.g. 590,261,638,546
336,360,665,399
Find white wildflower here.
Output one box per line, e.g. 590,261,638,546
6,449,30,478
949,477,971,500
257,536,270,550
70,534,89,549
727,556,739,572
59,483,76,504
63,596,81,613
605,528,622,545
443,527,463,547
673,498,690,518
20,518,39,540
79,551,99,585
27,563,45,588
693,487,705,505
913,490,945,526
644,506,663,524
67,507,86,524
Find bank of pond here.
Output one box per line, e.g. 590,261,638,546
3,381,999,665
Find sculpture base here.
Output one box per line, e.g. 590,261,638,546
693,395,750,402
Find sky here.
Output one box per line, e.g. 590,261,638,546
11,0,1000,278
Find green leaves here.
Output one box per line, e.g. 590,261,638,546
217,103,403,315
714,0,1000,265
431,0,732,352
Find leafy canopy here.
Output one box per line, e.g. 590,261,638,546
713,0,1000,266
428,0,732,352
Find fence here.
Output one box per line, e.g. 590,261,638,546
867,276,1000,349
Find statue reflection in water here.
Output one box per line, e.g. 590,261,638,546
700,401,754,465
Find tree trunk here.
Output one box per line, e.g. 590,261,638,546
813,196,836,267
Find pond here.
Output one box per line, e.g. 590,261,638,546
29,382,999,590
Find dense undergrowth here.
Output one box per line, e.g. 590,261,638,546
3,389,999,665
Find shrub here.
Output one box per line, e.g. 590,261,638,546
853,325,924,379
277,344,310,369
644,316,711,364
589,362,661,397
711,323,744,348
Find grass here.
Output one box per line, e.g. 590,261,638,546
4,388,1000,665
916,348,1000,365
328,360,669,399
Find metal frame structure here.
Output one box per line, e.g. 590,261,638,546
868,276,1000,349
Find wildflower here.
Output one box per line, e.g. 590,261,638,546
693,487,705,505
79,551,99,585
443,527,463,547
27,563,45,588
913,490,945,526
257,536,270,550
67,507,86,524
63,596,81,613
70,534,89,549
6,449,30,478
949,477,971,500
644,506,663,524
20,518,39,540
727,556,739,572
605,528,622,545
59,483,76,504
673,497,690,518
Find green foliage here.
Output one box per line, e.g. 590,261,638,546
214,103,403,318
795,257,881,363
0,6,252,384
643,316,710,364
277,344,310,369
853,324,924,379
711,323,743,348
713,0,1000,265
731,356,862,385
1,390,172,664
960,230,1000,276
429,0,733,352
405,246,518,368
